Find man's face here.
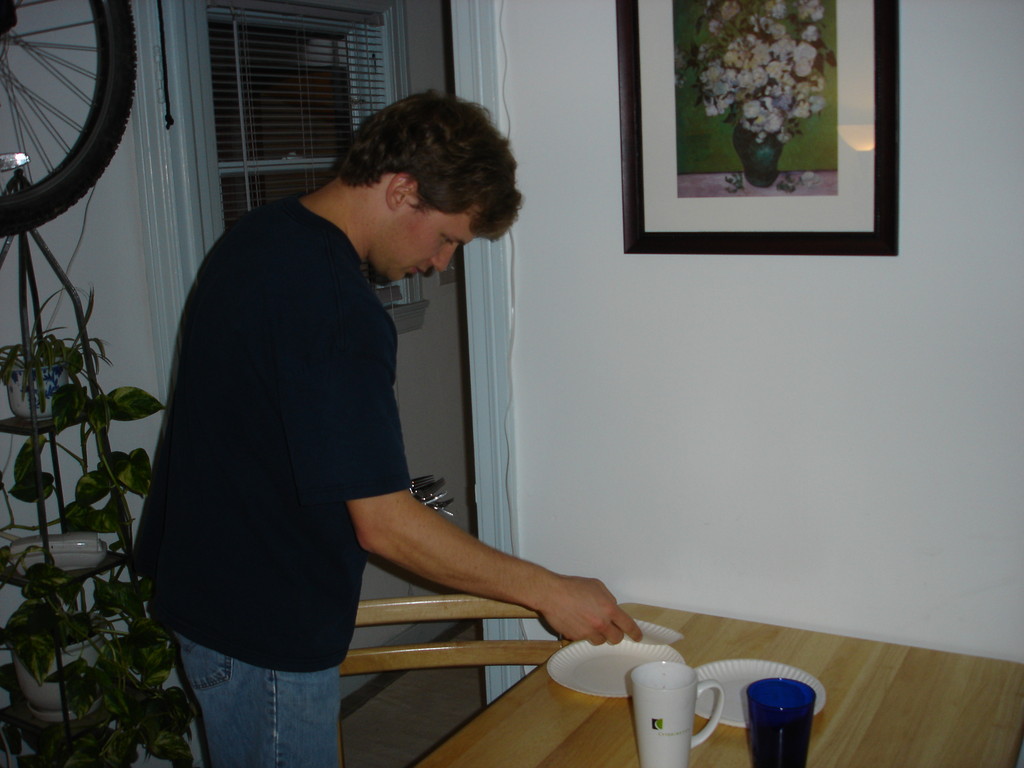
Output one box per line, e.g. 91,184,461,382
368,192,475,283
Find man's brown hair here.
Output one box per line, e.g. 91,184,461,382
337,91,522,239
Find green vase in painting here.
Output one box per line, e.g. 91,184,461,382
732,125,784,188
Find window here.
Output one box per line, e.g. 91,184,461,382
132,0,420,392
206,4,386,229
206,2,420,307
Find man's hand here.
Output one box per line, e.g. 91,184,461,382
532,575,643,645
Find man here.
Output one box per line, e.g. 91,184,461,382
136,92,640,768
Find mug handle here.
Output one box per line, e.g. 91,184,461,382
691,678,725,747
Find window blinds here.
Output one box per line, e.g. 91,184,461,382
206,2,389,228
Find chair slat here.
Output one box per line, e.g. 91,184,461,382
339,595,564,767
353,593,540,626
340,639,564,676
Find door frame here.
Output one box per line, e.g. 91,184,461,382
449,0,523,699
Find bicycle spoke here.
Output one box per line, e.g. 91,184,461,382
4,80,61,175
0,0,136,234
16,36,98,106
1,7,96,180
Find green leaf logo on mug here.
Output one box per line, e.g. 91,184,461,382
651,719,664,731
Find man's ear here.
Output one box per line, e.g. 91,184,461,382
384,172,419,211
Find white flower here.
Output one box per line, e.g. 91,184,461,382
685,0,833,135
793,41,817,76
797,0,826,22
720,0,741,22
794,41,817,64
761,109,785,133
737,66,769,90
771,36,797,62
765,59,787,81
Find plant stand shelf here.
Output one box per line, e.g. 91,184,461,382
2,552,128,588
0,699,109,739
0,414,56,435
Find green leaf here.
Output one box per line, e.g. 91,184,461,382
134,643,176,687
62,660,102,718
52,382,87,431
9,630,56,684
116,448,153,495
107,386,164,421
10,436,54,502
100,727,138,767
103,686,133,718
125,616,169,645
149,730,195,761
62,731,105,768
94,579,145,619
8,471,53,503
65,497,121,533
77,468,114,505
19,563,75,599
137,576,156,603
28,725,76,766
14,435,45,477
86,393,114,433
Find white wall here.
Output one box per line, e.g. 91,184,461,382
500,0,1024,663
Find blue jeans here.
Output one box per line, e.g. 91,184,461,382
177,634,341,768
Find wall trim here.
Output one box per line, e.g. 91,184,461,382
449,0,522,701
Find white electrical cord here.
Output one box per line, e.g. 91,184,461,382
497,0,519,561
494,0,538,654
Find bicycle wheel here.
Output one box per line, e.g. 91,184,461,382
0,0,136,236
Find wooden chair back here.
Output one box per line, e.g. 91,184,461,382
340,593,563,675
338,594,564,766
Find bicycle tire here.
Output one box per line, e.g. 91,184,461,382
0,0,136,236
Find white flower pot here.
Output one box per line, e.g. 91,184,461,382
13,638,102,722
5,363,69,419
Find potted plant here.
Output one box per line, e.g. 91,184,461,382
8,606,106,724
0,298,196,766
0,289,109,419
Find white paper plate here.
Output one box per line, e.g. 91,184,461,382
694,659,826,727
634,620,684,645
547,639,684,697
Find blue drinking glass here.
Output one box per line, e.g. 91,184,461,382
746,678,816,768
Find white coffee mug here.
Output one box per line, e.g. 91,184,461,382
630,661,725,768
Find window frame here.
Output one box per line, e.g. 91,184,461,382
132,0,411,398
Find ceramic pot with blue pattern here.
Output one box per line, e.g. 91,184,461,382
6,363,69,419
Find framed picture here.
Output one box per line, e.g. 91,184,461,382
617,0,898,255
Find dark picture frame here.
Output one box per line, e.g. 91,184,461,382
617,0,899,255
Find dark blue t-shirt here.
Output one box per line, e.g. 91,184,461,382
136,196,410,671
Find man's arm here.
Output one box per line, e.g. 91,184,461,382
347,490,642,645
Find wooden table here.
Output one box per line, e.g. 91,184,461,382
415,604,1024,768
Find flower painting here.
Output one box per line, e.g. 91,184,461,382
675,0,838,197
